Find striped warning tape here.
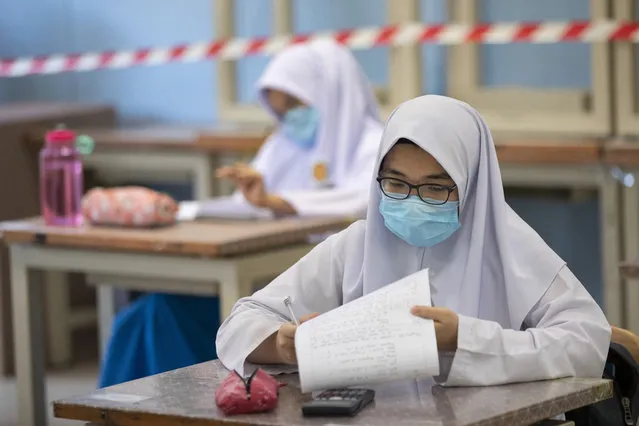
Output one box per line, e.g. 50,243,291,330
1,20,638,78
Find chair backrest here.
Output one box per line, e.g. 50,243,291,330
566,342,639,426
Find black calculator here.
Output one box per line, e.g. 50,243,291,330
301,388,375,417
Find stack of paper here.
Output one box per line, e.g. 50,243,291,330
177,196,274,221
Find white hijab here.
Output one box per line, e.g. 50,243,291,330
346,95,566,330
253,40,381,189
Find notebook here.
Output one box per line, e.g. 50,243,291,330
294,269,440,392
177,196,274,221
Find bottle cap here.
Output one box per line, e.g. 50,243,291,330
45,123,95,154
46,128,76,143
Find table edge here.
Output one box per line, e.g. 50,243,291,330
52,379,612,426
0,220,351,257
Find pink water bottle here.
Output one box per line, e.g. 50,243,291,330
40,125,83,226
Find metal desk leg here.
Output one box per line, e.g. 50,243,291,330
623,180,639,333
10,245,46,426
219,268,254,320
600,173,623,327
193,155,214,201
45,271,72,368
97,285,116,359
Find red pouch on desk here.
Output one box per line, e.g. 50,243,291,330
82,186,178,227
215,369,283,415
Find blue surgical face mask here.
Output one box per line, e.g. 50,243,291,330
282,106,319,150
379,195,460,248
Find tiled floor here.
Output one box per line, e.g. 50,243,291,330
0,362,99,426
0,327,100,426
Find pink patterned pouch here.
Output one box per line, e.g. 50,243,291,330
215,369,283,416
82,186,178,227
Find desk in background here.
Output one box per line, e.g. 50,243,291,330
53,360,611,426
495,138,622,328
24,124,270,369
603,141,639,333
1,216,350,426
0,102,116,375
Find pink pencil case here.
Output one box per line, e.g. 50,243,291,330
82,186,178,227
215,369,283,415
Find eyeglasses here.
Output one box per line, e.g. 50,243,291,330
376,177,457,205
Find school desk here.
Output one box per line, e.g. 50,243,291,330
52,359,610,426
495,137,624,330
0,216,350,426
0,101,116,375
25,124,269,371
603,140,639,334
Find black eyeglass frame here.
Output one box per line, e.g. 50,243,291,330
376,176,458,205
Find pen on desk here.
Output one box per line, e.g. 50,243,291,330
283,296,300,326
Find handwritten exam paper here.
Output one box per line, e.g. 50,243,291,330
294,269,439,392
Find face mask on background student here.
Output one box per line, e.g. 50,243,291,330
282,106,319,150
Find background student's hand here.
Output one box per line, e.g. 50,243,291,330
216,163,297,215
276,313,319,364
216,163,268,208
411,306,459,351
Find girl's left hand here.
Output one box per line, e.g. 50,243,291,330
411,306,459,351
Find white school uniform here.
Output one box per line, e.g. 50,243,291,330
216,95,610,386
250,39,383,218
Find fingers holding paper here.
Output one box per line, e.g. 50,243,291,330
216,164,268,207
411,306,459,351
216,163,253,179
275,313,319,365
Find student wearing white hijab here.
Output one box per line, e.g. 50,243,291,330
98,40,383,387
217,39,383,217
216,95,611,386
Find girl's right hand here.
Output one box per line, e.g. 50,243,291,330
275,313,319,364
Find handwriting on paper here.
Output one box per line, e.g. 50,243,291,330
295,269,439,392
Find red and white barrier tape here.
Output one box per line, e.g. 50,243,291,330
2,20,638,78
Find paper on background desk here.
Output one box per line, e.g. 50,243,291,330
295,269,439,392
177,196,274,221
